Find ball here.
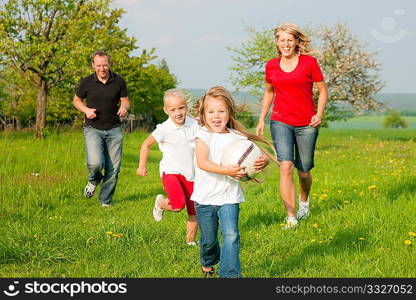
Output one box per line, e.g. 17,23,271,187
221,139,265,181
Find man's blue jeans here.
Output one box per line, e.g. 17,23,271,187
83,125,123,205
195,203,241,278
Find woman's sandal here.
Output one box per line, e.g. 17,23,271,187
201,266,215,278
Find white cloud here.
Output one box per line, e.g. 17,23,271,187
113,0,142,6
192,33,225,46
151,35,174,47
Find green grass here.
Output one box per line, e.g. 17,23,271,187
329,116,416,129
0,128,415,278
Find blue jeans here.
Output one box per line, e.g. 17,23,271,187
270,120,319,172
83,125,123,204
195,203,241,278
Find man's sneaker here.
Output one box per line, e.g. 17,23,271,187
297,197,310,219
84,182,97,198
186,241,197,246
283,217,298,229
153,194,164,222
101,203,111,207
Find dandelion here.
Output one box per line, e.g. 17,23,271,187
408,232,416,237
86,237,93,243
310,239,316,243
101,264,107,268
106,231,113,235
358,237,365,241
368,185,376,190
404,240,412,245
112,233,124,238
312,223,318,228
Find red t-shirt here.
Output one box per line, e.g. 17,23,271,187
265,54,324,126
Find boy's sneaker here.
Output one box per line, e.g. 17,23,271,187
84,182,97,198
297,197,310,219
283,217,298,229
186,241,197,246
101,203,111,207
153,194,164,222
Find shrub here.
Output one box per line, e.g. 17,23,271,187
383,110,408,128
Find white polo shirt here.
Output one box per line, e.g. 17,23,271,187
152,116,199,181
191,126,246,206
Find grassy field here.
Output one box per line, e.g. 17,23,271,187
0,128,415,278
329,116,416,129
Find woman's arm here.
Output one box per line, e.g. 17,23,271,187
195,138,246,179
255,83,274,136
309,81,329,127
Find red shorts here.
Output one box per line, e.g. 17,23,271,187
162,173,196,216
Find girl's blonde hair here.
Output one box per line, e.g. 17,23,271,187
197,86,277,164
274,23,316,56
163,88,187,106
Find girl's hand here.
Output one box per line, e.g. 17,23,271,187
224,165,247,179
253,155,269,172
255,120,265,136
136,166,148,176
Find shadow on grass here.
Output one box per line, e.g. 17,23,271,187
384,178,416,202
122,152,160,166
262,227,370,277
241,210,286,229
117,187,165,204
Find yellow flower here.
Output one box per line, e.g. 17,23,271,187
101,264,107,268
106,231,113,235
86,237,93,243
404,240,412,245
358,237,365,241
408,232,416,237
112,233,124,238
310,239,316,243
368,185,376,190
312,223,318,228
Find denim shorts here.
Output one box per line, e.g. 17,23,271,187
270,120,319,172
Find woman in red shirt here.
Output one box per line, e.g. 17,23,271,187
256,23,328,229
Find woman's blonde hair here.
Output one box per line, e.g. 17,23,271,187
274,23,315,56
197,86,277,164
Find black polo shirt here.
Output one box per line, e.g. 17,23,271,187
76,71,128,130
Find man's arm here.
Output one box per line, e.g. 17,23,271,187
73,95,97,119
117,97,129,117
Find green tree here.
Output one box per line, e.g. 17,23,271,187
121,56,177,130
0,0,136,137
383,110,408,128
228,23,385,124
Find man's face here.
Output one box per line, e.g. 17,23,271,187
92,55,110,80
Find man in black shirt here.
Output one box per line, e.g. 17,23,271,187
73,51,129,206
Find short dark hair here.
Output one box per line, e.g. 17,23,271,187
91,51,110,64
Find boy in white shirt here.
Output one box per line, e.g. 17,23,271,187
137,89,199,245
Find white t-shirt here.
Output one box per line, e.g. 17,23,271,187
191,126,246,206
152,116,199,181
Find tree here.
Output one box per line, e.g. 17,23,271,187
120,56,178,130
228,23,385,124
383,110,408,128
0,0,137,137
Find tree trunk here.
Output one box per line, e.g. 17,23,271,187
35,79,47,138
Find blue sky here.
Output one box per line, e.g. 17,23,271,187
113,0,415,93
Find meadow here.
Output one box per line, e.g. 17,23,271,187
0,128,415,278
329,116,416,129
